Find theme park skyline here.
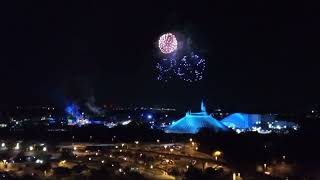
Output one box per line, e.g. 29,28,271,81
0,0,320,179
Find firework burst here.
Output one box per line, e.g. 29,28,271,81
158,33,178,54
156,52,206,82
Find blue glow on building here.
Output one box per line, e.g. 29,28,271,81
65,103,81,120
221,113,261,129
65,103,91,126
221,113,299,134
165,101,229,134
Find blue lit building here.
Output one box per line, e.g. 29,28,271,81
165,101,229,134
221,113,299,134
220,113,262,129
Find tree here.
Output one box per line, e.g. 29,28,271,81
184,166,202,180
122,171,147,180
60,150,75,160
72,164,89,174
54,167,71,177
202,167,219,179
89,168,112,180
168,167,181,176
35,162,51,172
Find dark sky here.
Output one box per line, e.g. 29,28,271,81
0,1,320,112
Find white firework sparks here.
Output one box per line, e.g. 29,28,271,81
156,52,206,82
158,33,178,54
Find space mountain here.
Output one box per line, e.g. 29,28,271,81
165,101,229,134
220,113,261,129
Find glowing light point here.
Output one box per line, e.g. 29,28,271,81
14,143,20,150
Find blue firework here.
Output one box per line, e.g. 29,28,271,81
156,52,206,82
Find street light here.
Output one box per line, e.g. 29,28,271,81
189,138,193,142
43,147,47,152
213,151,222,161
213,151,222,156
29,146,34,151
232,173,236,180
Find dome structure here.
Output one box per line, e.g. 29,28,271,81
221,113,261,129
165,101,229,134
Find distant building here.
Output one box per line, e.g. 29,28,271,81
221,113,299,134
165,101,229,134
220,113,262,129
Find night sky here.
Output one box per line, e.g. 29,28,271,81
0,1,320,112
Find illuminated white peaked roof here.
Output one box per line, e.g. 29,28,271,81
165,101,229,134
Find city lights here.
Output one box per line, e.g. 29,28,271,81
35,159,43,164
